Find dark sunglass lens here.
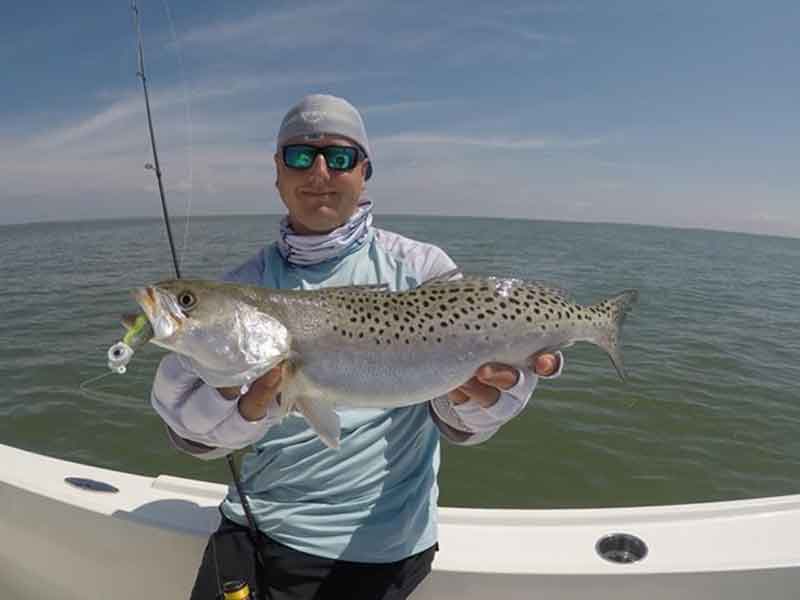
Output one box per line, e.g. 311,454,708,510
284,146,315,168
325,147,357,170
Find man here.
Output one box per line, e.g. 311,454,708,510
151,94,563,600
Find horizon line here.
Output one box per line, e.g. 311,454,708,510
2,212,798,242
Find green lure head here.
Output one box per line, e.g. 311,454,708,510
122,313,153,348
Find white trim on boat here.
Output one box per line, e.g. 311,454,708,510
1,443,798,599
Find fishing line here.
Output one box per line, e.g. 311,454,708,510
160,0,195,266
79,371,143,406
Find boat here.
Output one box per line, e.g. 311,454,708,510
1,442,798,598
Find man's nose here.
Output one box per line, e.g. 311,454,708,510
307,153,330,181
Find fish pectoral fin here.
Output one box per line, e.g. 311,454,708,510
294,396,342,449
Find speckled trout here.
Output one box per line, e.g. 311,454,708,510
131,274,638,447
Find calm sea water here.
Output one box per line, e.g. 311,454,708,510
1,215,799,509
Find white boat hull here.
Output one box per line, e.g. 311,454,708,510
1,443,798,599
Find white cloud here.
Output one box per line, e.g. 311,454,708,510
180,0,379,48
361,99,460,115
374,132,605,150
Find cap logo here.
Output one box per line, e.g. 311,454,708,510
301,110,325,124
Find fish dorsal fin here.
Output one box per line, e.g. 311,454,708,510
483,277,572,301
293,396,342,449
325,283,390,293
420,268,463,287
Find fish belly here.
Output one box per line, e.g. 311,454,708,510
290,331,555,408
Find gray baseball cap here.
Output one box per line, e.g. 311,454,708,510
277,94,373,180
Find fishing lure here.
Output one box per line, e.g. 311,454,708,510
107,314,153,374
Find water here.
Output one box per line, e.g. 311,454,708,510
1,215,799,509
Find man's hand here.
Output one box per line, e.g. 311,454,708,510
217,362,285,422
447,352,561,408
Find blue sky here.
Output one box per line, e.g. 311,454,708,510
2,1,798,237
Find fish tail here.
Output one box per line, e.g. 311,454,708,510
590,289,639,380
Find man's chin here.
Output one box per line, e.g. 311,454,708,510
292,215,345,234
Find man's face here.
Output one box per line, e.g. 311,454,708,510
274,135,369,235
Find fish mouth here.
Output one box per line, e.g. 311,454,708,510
133,286,185,341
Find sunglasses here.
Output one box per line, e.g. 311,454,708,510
282,144,365,172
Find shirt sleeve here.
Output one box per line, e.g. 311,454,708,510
429,350,564,445
149,250,282,459
151,353,282,459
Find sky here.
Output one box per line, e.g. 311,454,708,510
1,0,799,237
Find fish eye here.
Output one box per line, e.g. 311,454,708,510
177,291,197,311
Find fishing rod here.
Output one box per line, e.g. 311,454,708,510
130,0,181,279
129,2,266,586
